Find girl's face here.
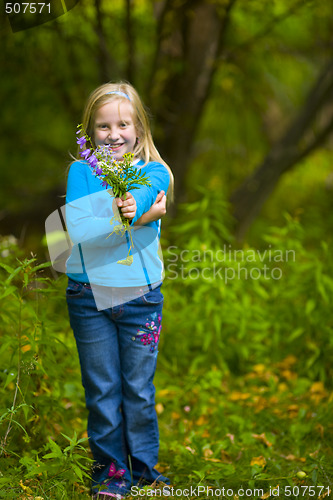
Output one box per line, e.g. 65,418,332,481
93,100,137,160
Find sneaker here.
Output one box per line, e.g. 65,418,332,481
92,463,129,499
93,493,123,499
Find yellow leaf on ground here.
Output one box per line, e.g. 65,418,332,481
157,389,175,397
250,456,266,468
287,404,300,418
229,391,251,401
310,381,326,394
252,433,273,447
252,364,266,374
196,415,208,426
203,448,213,458
281,369,297,381
19,480,33,495
21,335,31,353
155,463,168,473
252,395,269,412
310,382,327,403
284,454,297,461
309,449,320,459
277,355,297,369
155,403,164,414
261,491,271,499
278,382,289,393
283,454,306,462
319,487,332,498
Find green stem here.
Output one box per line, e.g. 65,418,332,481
1,295,22,455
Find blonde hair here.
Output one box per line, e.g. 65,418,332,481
79,81,174,200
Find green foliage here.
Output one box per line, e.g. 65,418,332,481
2,0,333,231
0,236,92,499
1,191,333,498
156,358,333,500
2,0,333,496
162,196,333,383
156,195,333,498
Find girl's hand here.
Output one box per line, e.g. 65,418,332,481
116,192,137,220
134,191,166,226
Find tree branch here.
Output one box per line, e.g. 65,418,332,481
222,0,315,60
230,57,333,240
147,0,239,204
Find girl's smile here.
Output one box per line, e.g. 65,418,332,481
94,100,137,160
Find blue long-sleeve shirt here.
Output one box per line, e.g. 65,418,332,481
65,159,170,287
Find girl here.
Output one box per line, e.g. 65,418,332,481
65,82,173,499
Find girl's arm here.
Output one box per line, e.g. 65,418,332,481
129,162,170,225
114,190,166,225
134,191,166,225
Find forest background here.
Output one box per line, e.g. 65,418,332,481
1,0,333,499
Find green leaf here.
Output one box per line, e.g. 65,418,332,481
23,273,29,287
4,265,23,285
305,299,316,315
117,255,133,266
0,285,17,299
4,370,17,388
42,452,60,459
288,327,304,342
30,261,52,272
46,439,63,458
72,464,83,481
0,262,15,273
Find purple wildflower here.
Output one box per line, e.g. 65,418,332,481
88,153,98,168
95,165,103,176
76,136,87,149
80,149,91,160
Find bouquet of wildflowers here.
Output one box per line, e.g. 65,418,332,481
76,125,151,265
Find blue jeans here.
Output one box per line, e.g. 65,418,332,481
66,279,169,495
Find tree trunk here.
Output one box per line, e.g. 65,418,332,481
230,58,333,241
148,0,237,204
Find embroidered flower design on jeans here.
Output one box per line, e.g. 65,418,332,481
108,463,126,479
103,462,127,489
136,314,162,352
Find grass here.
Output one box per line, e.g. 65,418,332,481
154,359,333,499
1,200,333,499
